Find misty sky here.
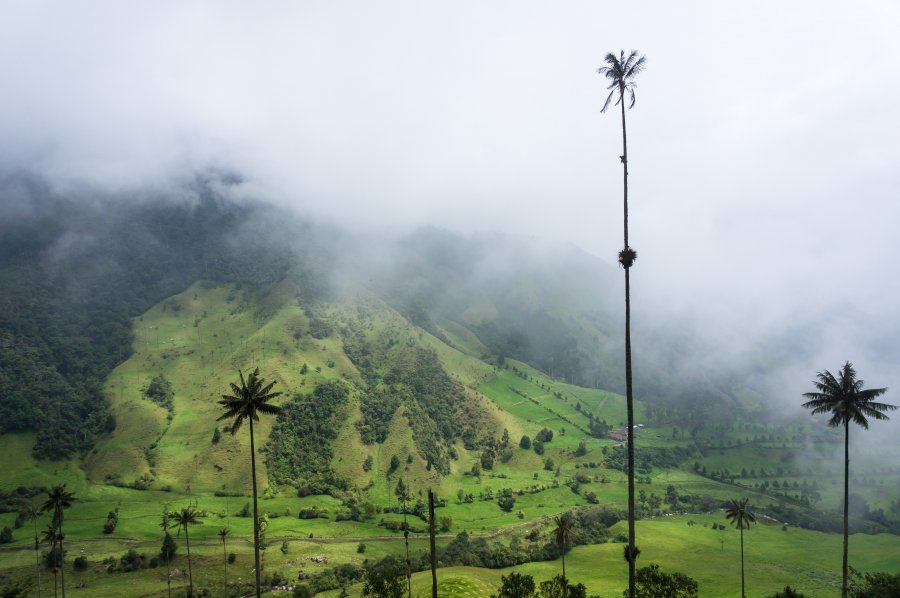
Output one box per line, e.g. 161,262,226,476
2,1,900,399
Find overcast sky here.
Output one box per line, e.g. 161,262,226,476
2,1,900,394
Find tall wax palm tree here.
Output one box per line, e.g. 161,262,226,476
725,498,756,598
598,48,647,598
159,510,174,598
25,503,43,598
169,506,203,597
552,511,576,598
396,477,412,598
219,527,231,587
217,368,282,598
802,362,894,598
39,485,74,598
41,525,61,598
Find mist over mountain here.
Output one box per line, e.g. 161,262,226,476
5,170,891,465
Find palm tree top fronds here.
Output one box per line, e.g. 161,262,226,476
41,525,61,544
725,498,756,530
553,511,576,550
597,49,647,112
802,361,894,429
217,368,283,435
40,485,75,515
169,506,203,535
219,527,230,539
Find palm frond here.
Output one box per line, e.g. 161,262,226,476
802,363,894,429
257,403,282,415
219,369,282,435
600,90,616,112
625,53,647,79
229,414,246,435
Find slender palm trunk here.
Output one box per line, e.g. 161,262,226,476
164,541,172,598
185,526,193,598
740,525,745,598
223,538,228,587
250,418,263,598
33,520,42,598
53,569,58,598
403,495,411,598
57,520,66,598
842,420,850,598
620,84,637,598
428,490,437,598
562,552,567,598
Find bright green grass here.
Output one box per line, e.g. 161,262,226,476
319,514,900,597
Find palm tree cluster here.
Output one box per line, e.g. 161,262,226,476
39,485,75,598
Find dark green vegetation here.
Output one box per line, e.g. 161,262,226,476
0,173,308,460
0,178,899,596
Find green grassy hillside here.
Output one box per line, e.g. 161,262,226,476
1,280,899,597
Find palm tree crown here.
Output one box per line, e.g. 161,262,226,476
725,498,756,530
598,50,647,113
553,512,576,554
217,367,283,433
802,362,893,428
40,485,75,524
169,506,202,535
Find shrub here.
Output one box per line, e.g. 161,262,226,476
73,556,89,571
496,571,535,597
535,428,554,443
498,496,516,512
630,563,698,597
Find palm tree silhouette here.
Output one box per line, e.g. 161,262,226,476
553,512,576,597
218,368,282,598
598,48,646,598
159,509,174,598
169,506,203,597
725,498,756,597
802,362,894,597
40,485,74,598
41,525,61,598
219,527,231,587
24,503,43,598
